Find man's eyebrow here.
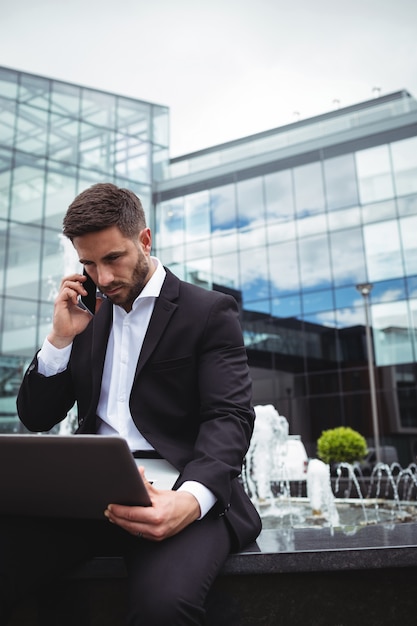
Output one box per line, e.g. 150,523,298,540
102,249,126,260
79,250,126,265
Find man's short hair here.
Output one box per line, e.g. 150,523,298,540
63,183,147,240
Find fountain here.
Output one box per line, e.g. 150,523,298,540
223,405,417,623
243,404,417,534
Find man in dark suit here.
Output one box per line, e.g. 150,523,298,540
11,183,261,625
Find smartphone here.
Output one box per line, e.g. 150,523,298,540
80,269,97,315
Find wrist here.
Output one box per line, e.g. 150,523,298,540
47,333,74,350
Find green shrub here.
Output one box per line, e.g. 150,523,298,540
317,427,367,464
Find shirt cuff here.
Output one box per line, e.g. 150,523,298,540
178,481,217,520
37,338,72,377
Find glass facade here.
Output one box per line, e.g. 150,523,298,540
154,91,417,463
2,65,417,464
0,66,169,432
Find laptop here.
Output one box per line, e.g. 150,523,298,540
133,457,180,491
0,434,155,519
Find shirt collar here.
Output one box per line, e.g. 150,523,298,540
131,256,166,309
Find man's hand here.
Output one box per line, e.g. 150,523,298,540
48,273,101,349
104,467,201,541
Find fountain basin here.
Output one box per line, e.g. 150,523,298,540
259,496,417,531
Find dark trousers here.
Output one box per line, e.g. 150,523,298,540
0,510,231,626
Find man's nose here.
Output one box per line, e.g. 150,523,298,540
96,266,114,287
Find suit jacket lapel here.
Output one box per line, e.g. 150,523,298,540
133,268,179,380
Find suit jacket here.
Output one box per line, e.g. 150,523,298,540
17,268,262,550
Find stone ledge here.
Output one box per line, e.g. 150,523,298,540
10,524,417,625
69,522,417,579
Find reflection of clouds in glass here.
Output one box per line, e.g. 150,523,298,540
263,220,296,242
372,300,409,330
330,228,365,286
239,246,269,299
236,177,264,226
296,213,327,237
373,288,403,304
298,236,332,288
364,220,403,282
210,185,236,230
399,215,417,275
317,306,363,329
327,206,361,230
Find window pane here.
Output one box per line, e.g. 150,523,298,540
239,247,269,304
2,297,39,356
268,241,300,296
184,191,210,241
356,145,394,203
81,89,116,129
264,169,295,221
362,199,396,224
323,153,359,210
397,194,417,218
5,223,42,299
0,150,12,219
48,114,79,164
302,289,334,315
117,98,150,139
0,67,18,99
152,106,169,147
15,103,48,155
373,300,413,366
155,197,184,250
329,227,366,287
10,157,46,224
293,162,325,217
40,229,66,301
19,74,50,110
327,206,361,231
364,220,403,282
44,166,77,229
210,184,236,232
298,234,332,289
51,81,81,116
400,215,417,276
391,136,417,196
79,122,115,172
271,294,301,318
210,184,237,254
0,96,16,144
236,176,264,227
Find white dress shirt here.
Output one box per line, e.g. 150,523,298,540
37,257,216,518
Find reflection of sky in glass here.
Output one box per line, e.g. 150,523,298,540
298,234,332,289
364,220,404,282
391,136,417,196
293,161,325,216
323,153,359,211
356,145,394,204
400,215,417,276
330,227,366,287
210,184,236,231
271,295,301,318
154,136,417,367
373,299,414,365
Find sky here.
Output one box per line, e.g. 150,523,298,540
1,0,417,157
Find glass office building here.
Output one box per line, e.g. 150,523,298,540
1,65,417,462
154,90,417,461
0,66,169,431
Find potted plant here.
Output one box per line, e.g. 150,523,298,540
317,426,367,467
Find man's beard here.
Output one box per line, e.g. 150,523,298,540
100,257,150,310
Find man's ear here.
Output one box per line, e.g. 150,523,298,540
139,227,152,251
